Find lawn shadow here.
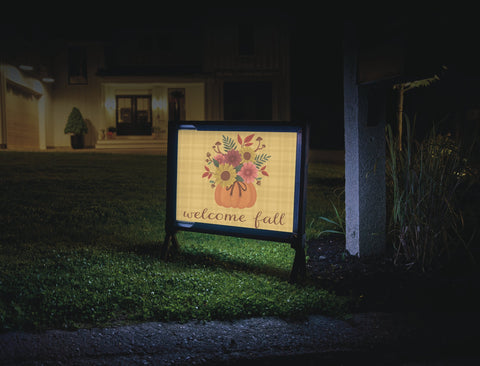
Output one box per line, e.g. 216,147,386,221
176,249,292,281
124,240,293,282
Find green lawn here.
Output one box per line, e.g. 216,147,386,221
0,152,347,331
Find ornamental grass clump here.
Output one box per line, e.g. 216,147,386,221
386,116,476,271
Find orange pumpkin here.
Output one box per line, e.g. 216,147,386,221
215,181,257,208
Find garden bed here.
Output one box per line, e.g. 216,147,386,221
307,234,480,313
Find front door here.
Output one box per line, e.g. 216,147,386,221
116,95,152,136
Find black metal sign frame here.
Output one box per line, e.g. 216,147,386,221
161,120,309,282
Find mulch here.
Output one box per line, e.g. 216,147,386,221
305,234,480,313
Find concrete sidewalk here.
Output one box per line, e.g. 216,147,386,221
1,312,479,365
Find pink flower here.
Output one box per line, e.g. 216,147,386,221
214,154,225,164
238,162,258,184
224,150,241,167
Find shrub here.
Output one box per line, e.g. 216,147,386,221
64,107,88,135
386,116,476,271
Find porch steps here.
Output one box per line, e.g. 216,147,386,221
95,136,167,153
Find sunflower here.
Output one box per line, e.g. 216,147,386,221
239,146,256,164
214,163,237,187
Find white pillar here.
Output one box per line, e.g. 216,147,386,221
343,23,386,257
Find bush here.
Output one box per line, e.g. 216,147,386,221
386,116,476,271
64,107,88,135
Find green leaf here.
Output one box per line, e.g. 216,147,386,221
254,153,271,169
213,159,219,167
318,216,340,227
236,175,244,182
222,135,237,152
318,229,344,236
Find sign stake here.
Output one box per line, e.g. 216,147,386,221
160,231,179,259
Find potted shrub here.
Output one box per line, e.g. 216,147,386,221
64,107,88,149
107,126,117,139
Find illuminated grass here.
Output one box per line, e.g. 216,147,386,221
0,152,347,331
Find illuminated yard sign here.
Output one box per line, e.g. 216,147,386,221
162,121,309,282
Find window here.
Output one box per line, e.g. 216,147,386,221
68,46,87,85
116,95,152,135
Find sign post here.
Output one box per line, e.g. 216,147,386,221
161,121,309,283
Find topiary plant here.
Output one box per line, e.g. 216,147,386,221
64,107,88,149
64,107,88,135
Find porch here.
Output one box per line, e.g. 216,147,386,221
95,135,167,154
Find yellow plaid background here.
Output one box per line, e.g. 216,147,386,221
176,129,297,233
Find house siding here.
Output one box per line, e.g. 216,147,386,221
0,65,52,149
2,13,290,150
50,43,105,148
202,21,290,122
5,83,40,149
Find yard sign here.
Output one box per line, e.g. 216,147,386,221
162,121,309,282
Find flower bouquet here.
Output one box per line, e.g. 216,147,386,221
202,133,270,208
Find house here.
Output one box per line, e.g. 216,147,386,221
0,10,291,151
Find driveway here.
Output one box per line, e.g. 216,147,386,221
2,312,480,365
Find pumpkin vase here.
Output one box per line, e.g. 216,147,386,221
215,181,257,208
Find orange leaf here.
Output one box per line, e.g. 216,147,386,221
245,142,253,146
202,172,209,178
237,134,242,145
260,165,266,170
261,171,269,176
205,166,210,171
244,134,255,143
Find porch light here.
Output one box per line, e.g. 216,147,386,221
19,65,34,71
152,97,165,110
105,97,115,111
